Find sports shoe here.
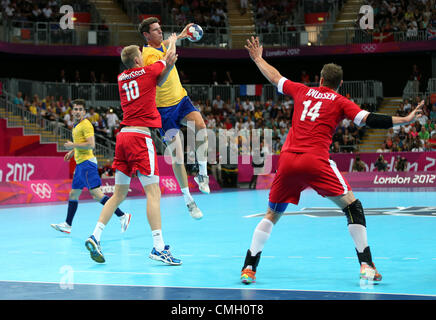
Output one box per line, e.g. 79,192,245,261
120,213,132,233
194,174,210,194
241,268,256,284
149,245,182,265
241,249,261,285
187,201,203,220
85,235,105,263
50,222,71,234
360,263,382,282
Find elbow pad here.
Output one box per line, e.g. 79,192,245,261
365,113,393,129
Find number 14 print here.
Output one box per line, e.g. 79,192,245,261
301,100,322,121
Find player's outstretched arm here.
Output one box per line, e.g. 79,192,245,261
162,23,193,47
361,100,424,128
157,51,178,87
245,36,283,86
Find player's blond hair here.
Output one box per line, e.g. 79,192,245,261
320,63,343,89
121,45,141,68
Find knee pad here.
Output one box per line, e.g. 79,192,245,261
342,199,366,227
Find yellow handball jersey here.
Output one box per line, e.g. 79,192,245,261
72,119,95,164
142,43,187,107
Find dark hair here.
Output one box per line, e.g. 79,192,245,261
72,99,86,110
320,63,343,89
138,17,160,39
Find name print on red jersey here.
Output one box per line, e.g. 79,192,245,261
305,88,338,101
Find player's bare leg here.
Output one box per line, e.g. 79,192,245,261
85,184,129,263
145,182,182,265
143,182,162,231
241,204,285,284
183,110,210,194
50,189,82,234
168,132,203,220
328,191,382,283
90,187,131,233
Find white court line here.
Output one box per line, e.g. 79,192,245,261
316,257,333,259
31,251,45,254
288,256,303,258
403,257,418,260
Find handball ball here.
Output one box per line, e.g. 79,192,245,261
187,24,203,42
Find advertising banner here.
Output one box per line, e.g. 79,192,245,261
0,175,221,206
0,157,69,182
254,171,436,190
329,152,436,172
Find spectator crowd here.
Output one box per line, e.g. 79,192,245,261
168,0,228,29
376,95,436,153
1,0,90,23
363,0,436,37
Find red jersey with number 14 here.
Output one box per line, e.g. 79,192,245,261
117,60,166,128
278,78,369,157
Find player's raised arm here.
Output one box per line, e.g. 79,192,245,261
157,50,178,87
245,36,283,86
360,100,424,128
162,23,193,48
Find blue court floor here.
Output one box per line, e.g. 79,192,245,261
0,188,435,300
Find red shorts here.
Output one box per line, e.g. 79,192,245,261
112,129,158,177
269,152,351,205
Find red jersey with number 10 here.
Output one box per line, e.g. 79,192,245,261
117,60,166,128
278,78,369,157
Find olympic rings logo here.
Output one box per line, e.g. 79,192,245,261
30,183,52,199
361,44,377,53
161,178,178,192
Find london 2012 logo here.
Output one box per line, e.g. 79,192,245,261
30,183,52,199
161,178,178,192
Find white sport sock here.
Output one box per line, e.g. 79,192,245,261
152,229,165,251
348,224,368,253
249,218,274,256
198,160,208,176
92,222,106,242
181,187,194,204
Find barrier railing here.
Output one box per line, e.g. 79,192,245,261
1,19,229,47
427,78,436,94
1,18,432,48
0,96,114,160
4,78,383,109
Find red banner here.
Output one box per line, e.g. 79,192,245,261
0,176,221,206
254,171,436,190
373,32,394,43
0,157,69,182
